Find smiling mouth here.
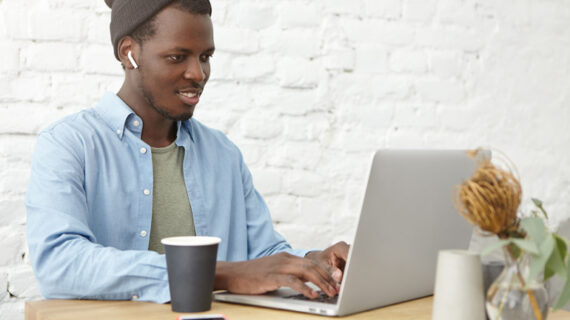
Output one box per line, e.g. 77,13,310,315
179,91,198,98
177,90,201,106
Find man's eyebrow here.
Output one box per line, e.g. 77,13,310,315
170,47,216,53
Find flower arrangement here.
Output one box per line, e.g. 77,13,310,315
454,149,570,319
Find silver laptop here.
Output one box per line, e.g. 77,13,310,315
214,149,486,316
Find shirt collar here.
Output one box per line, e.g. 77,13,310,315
176,119,195,145
94,92,195,142
94,92,134,139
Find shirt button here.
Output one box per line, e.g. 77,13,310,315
140,147,147,154
116,129,122,135
140,230,147,237
133,120,140,127
143,189,150,195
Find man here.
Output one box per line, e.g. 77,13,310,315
26,0,348,303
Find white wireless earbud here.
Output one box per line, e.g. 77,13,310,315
127,51,138,69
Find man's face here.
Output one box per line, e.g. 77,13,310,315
135,7,214,121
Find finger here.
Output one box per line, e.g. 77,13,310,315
313,259,342,284
331,267,343,283
287,259,338,297
279,275,319,299
306,260,342,296
317,243,349,284
331,241,350,263
325,244,349,275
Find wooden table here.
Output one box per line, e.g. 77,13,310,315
25,296,570,320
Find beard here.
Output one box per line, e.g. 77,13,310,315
138,70,195,122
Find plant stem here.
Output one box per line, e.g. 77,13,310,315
507,248,543,320
497,271,515,317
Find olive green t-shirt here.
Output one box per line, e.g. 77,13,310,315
148,142,196,254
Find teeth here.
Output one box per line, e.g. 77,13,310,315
180,92,197,98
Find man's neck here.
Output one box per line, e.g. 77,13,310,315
117,84,177,148
141,122,178,148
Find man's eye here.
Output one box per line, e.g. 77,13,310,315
200,54,213,63
168,55,185,62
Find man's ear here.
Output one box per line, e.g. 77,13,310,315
118,37,139,70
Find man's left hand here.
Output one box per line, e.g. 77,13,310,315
305,241,350,285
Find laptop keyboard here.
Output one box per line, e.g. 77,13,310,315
285,291,338,304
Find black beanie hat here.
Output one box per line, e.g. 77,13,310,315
105,0,175,61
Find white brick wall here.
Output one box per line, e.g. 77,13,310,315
1,0,570,318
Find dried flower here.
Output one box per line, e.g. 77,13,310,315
454,150,522,238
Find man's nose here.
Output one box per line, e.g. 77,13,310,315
183,58,205,82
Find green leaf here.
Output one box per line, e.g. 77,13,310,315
531,198,549,219
554,234,568,259
521,217,547,244
481,239,511,256
532,198,543,207
544,265,554,280
554,258,570,309
511,238,540,255
508,242,522,260
528,235,556,282
544,235,567,281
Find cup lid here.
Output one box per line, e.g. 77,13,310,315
161,236,221,246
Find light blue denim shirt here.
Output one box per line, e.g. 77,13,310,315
26,92,308,303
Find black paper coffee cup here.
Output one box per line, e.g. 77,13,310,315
162,236,221,313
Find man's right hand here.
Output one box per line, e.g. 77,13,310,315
214,252,341,299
